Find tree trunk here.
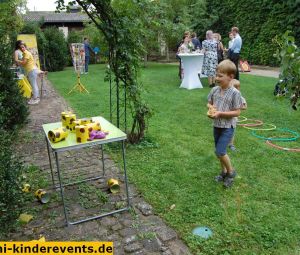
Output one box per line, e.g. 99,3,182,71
166,45,170,62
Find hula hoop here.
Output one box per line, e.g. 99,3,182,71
238,119,263,127
243,123,277,131
266,140,300,152
251,128,300,141
237,116,248,123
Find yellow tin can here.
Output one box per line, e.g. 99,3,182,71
80,117,93,125
69,120,81,133
85,122,101,132
22,183,31,193
107,178,120,194
35,189,50,204
65,114,76,130
61,111,72,127
75,125,89,143
48,127,68,143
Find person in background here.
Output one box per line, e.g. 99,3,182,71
83,37,94,74
178,36,193,53
228,32,234,49
207,60,242,188
16,41,43,105
191,32,201,51
202,30,218,87
228,27,242,80
213,33,224,63
176,32,192,79
228,79,247,151
14,40,26,76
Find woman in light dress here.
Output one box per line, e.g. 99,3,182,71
202,30,218,87
178,36,194,53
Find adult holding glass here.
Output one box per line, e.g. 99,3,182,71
228,27,242,80
202,30,218,88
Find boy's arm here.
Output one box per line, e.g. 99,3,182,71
212,109,240,118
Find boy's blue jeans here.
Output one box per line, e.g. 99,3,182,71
213,127,235,156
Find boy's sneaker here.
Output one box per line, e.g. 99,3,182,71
228,144,237,151
223,171,237,188
215,171,227,182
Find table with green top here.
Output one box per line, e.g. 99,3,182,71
42,116,130,226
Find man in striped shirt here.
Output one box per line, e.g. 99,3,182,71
207,60,242,188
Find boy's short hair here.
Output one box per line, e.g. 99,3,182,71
217,59,237,76
231,79,240,89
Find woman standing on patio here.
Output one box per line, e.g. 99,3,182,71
202,30,218,87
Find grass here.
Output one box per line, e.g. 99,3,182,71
48,63,300,255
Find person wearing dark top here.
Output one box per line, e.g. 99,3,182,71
191,32,202,50
83,37,94,74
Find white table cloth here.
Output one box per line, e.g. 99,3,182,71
178,53,204,90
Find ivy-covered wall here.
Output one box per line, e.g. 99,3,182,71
204,0,300,66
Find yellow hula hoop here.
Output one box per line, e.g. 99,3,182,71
243,123,277,131
237,116,248,123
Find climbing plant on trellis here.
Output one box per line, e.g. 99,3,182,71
56,0,152,143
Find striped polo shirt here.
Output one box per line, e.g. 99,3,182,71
207,86,242,128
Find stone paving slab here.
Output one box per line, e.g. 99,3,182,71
9,77,191,255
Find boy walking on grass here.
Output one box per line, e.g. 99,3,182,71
207,60,242,188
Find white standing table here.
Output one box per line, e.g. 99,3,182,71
178,53,204,90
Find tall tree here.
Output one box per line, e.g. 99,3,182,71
56,0,152,143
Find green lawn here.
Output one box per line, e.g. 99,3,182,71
48,63,300,255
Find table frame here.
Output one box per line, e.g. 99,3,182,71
43,119,130,226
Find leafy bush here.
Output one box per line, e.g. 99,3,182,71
21,22,48,70
0,31,28,130
43,27,68,71
0,130,24,234
67,30,83,44
194,0,299,66
274,31,300,109
0,0,29,237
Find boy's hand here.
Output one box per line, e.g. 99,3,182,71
207,105,217,118
210,111,221,118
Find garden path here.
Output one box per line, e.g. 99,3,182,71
10,78,191,255
243,65,279,78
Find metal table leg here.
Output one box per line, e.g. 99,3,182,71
101,144,105,176
54,152,69,226
122,141,130,207
45,136,55,187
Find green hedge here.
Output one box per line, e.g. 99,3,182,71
199,0,299,66
0,130,24,235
